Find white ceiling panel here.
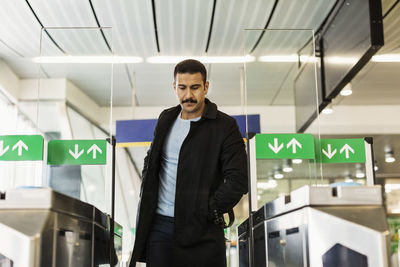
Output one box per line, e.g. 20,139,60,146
269,0,335,29
249,0,335,55
379,3,400,54
156,0,214,55
28,0,111,55
251,29,313,56
0,0,60,58
207,0,275,56
93,0,157,56
0,57,44,79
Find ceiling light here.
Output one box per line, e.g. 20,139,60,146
371,54,400,62
322,103,333,114
374,165,379,171
292,159,302,164
385,147,396,163
32,56,143,64
355,164,365,179
357,179,365,185
274,170,284,179
344,171,353,182
344,177,353,183
324,56,358,64
282,159,293,173
258,54,298,62
385,153,395,163
340,83,353,96
258,54,317,63
283,166,293,173
146,55,255,64
355,172,365,179
257,179,278,190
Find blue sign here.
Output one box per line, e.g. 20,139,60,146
116,114,260,147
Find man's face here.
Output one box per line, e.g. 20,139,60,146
174,72,209,119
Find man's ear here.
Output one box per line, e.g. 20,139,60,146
204,81,209,95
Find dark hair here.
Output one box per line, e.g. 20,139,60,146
174,59,207,84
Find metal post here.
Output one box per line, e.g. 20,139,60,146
107,136,116,266
364,137,376,186
247,133,257,267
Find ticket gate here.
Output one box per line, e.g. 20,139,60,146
0,188,119,267
238,219,249,267
239,185,390,267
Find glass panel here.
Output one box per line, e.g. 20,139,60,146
0,77,43,191
37,27,113,214
244,29,322,209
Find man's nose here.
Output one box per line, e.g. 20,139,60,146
184,88,193,99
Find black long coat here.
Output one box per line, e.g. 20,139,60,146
130,99,248,267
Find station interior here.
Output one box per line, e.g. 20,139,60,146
0,0,400,266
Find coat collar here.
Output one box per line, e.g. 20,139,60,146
201,98,217,120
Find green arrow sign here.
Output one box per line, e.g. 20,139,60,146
255,134,315,159
0,135,43,161
48,140,107,165
317,138,365,163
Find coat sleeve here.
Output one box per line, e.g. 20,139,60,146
212,120,248,214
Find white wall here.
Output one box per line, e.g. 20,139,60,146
0,60,20,103
19,78,66,100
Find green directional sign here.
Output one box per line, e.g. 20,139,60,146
0,135,43,161
255,134,315,159
317,138,365,163
48,140,107,165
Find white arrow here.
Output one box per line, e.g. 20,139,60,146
340,144,355,159
286,138,302,153
12,140,28,156
87,144,102,159
322,144,337,159
268,138,284,154
69,144,84,159
0,140,9,157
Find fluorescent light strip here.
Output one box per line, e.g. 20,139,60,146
371,54,400,62
259,53,400,63
31,53,400,64
32,56,143,64
258,54,298,62
258,54,317,63
324,57,358,64
146,55,255,64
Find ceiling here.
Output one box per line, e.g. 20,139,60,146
0,0,398,108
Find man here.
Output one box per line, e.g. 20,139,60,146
130,59,248,267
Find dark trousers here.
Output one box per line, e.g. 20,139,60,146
146,214,174,267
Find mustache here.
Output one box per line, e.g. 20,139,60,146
182,98,197,104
